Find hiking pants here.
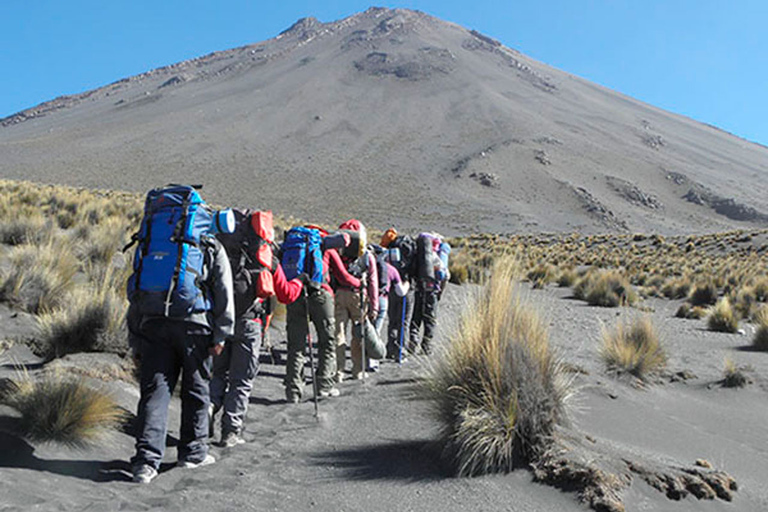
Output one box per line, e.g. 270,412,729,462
374,294,389,337
132,320,212,470
409,287,439,354
334,288,364,376
210,316,261,436
285,288,336,399
388,287,414,358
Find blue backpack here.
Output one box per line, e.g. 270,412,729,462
126,185,231,317
281,227,324,285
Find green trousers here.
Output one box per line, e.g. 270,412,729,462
284,287,337,399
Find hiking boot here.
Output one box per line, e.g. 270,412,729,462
177,454,216,469
353,371,368,380
318,387,340,398
132,464,158,484
334,372,345,384
221,431,245,448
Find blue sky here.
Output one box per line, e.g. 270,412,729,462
2,1,766,145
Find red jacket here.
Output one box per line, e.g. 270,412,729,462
272,263,304,305
323,249,360,294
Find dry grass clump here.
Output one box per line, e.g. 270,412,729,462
424,256,572,476
575,270,637,307
722,358,750,388
661,276,692,300
0,212,54,246
35,275,128,360
675,303,708,320
556,267,578,288
600,316,667,380
752,306,768,350
1,369,123,447
527,263,556,289
688,281,718,307
707,298,739,333
0,241,79,313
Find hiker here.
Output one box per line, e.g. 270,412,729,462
126,185,235,484
333,220,378,380
381,229,417,361
408,233,450,356
210,210,303,447
281,226,359,403
373,246,410,336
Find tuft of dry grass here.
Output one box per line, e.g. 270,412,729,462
707,298,739,333
600,316,667,380
689,281,718,307
1,369,123,447
0,241,79,313
577,270,638,308
424,256,572,476
722,358,749,388
752,306,768,350
35,271,128,360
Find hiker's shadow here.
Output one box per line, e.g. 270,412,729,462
0,416,177,483
312,440,446,483
0,429,132,482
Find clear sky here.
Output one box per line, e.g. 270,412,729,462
2,1,766,145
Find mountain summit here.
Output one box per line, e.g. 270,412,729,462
2,7,767,234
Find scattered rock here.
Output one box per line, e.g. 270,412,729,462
695,459,713,469
641,134,665,150
354,47,455,80
606,177,662,210
534,149,551,165
469,172,499,188
572,186,628,231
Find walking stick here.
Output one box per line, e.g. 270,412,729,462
398,293,407,365
360,268,367,382
304,289,319,419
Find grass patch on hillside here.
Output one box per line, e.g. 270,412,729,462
600,316,666,380
424,256,572,476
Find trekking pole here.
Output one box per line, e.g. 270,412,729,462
360,269,367,383
304,289,319,419
398,293,407,365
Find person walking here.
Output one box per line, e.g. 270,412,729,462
333,220,378,381
282,226,359,403
126,185,235,484
210,210,303,447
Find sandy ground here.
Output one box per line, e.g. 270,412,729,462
1,282,766,511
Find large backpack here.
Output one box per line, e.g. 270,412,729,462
388,235,417,280
369,245,390,292
281,226,324,285
126,185,233,317
416,233,438,281
217,209,277,316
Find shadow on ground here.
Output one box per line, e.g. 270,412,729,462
312,439,446,482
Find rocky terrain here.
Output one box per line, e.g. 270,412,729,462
1,7,767,235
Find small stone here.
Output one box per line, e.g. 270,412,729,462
695,459,713,469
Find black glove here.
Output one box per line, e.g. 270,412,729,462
298,273,310,286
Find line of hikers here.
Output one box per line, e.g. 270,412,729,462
125,185,451,484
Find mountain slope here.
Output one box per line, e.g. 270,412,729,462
2,7,767,234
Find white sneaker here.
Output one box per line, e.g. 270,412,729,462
132,464,158,484
319,387,340,398
177,453,216,469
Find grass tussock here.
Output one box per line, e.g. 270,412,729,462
707,298,739,333
1,369,123,447
600,316,667,380
424,256,572,476
0,241,79,313
574,270,638,307
722,358,750,388
35,272,128,360
752,306,768,350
